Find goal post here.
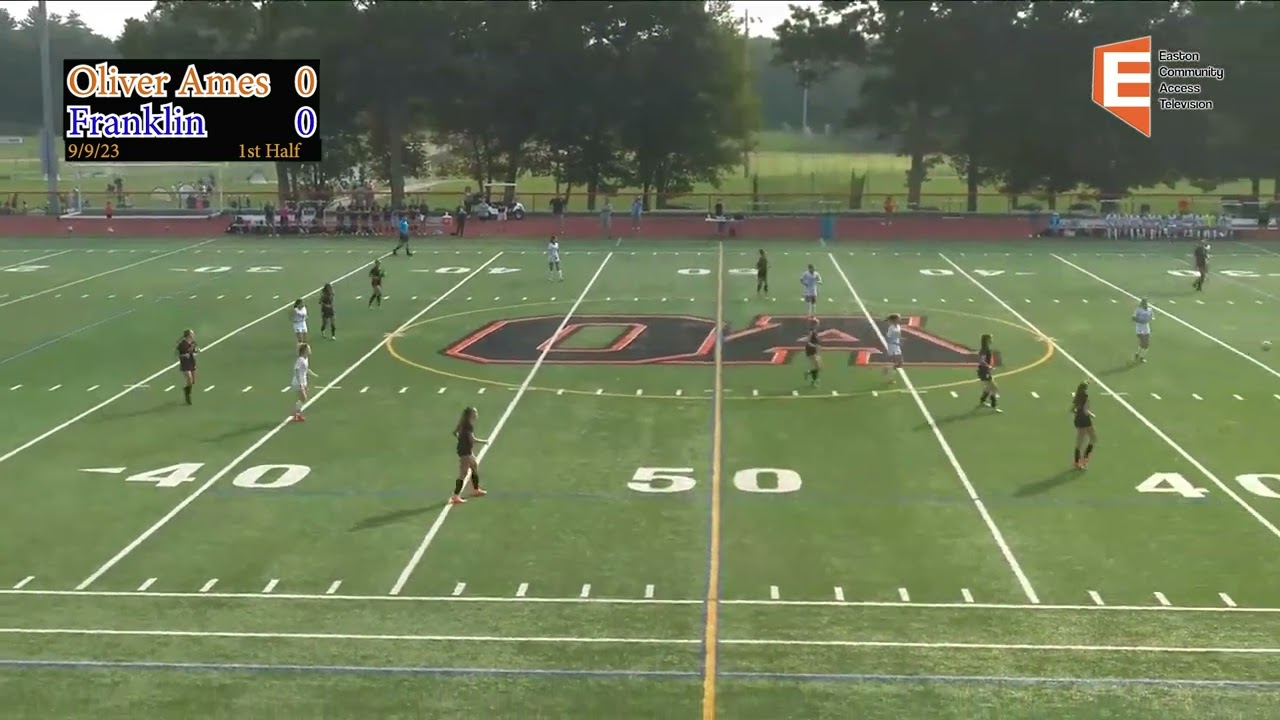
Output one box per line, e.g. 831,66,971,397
60,162,276,219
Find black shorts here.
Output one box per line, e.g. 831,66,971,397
1074,416,1093,429
977,368,992,382
321,308,334,319
179,360,196,373
1196,263,1207,273
757,272,767,282
371,283,382,292
399,231,409,242
805,348,818,358
456,445,473,458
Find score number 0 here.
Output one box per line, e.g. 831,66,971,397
293,65,318,139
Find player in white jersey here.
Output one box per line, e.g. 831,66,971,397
800,264,822,317
883,313,904,379
1104,213,1120,239
290,298,309,344
547,236,562,281
1132,298,1153,362
1218,214,1232,239
1124,214,1139,239
290,343,318,422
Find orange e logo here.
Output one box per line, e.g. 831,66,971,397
1092,36,1152,137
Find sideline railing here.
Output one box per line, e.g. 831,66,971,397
1,189,1276,219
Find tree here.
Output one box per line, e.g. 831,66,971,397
118,0,343,200
778,2,954,208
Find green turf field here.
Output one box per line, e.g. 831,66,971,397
2,233,1280,718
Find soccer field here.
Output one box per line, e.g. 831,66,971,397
2,234,1280,719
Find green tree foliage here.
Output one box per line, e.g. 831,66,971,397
775,0,1279,208
0,9,117,135
108,0,755,208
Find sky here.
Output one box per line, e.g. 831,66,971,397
0,0,812,39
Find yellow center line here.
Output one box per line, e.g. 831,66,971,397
701,241,724,719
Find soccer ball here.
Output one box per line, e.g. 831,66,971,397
1264,340,1273,351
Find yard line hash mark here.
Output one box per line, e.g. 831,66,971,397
326,581,342,595
15,586,1280,614
12,576,34,590
941,253,1280,546
1155,592,1171,607
0,253,393,469
829,253,1039,604
0,241,212,310
452,583,466,597
262,579,279,594
389,252,616,596
137,578,157,592
1220,593,1237,608
199,579,218,593
1089,591,1105,606
1054,254,1280,383
0,249,72,272
73,254,505,590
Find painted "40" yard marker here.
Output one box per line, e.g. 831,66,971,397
80,463,311,489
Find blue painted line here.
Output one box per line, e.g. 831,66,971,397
0,659,1274,691
204,486,1202,509
0,271,230,366
0,308,141,366
0,658,697,680
719,670,1280,691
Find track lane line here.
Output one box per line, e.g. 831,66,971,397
0,253,393,468
828,253,1039,604
942,253,1280,543
388,252,616,595
74,253,504,590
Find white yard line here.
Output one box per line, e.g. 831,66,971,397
0,626,1275,656
0,240,215,310
940,254,1280,543
7,587,1280,613
73,253,504,590
0,249,73,271
828,253,1039,604
1053,254,1280,381
0,253,391,468
1240,242,1280,258
388,252,616,595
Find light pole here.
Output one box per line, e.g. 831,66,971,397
742,9,760,178
38,0,60,215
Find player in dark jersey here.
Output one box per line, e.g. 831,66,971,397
803,318,821,387
450,406,489,505
368,260,385,308
976,333,1000,412
1192,240,1209,291
176,329,198,405
319,282,336,340
1071,382,1096,469
756,249,769,296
